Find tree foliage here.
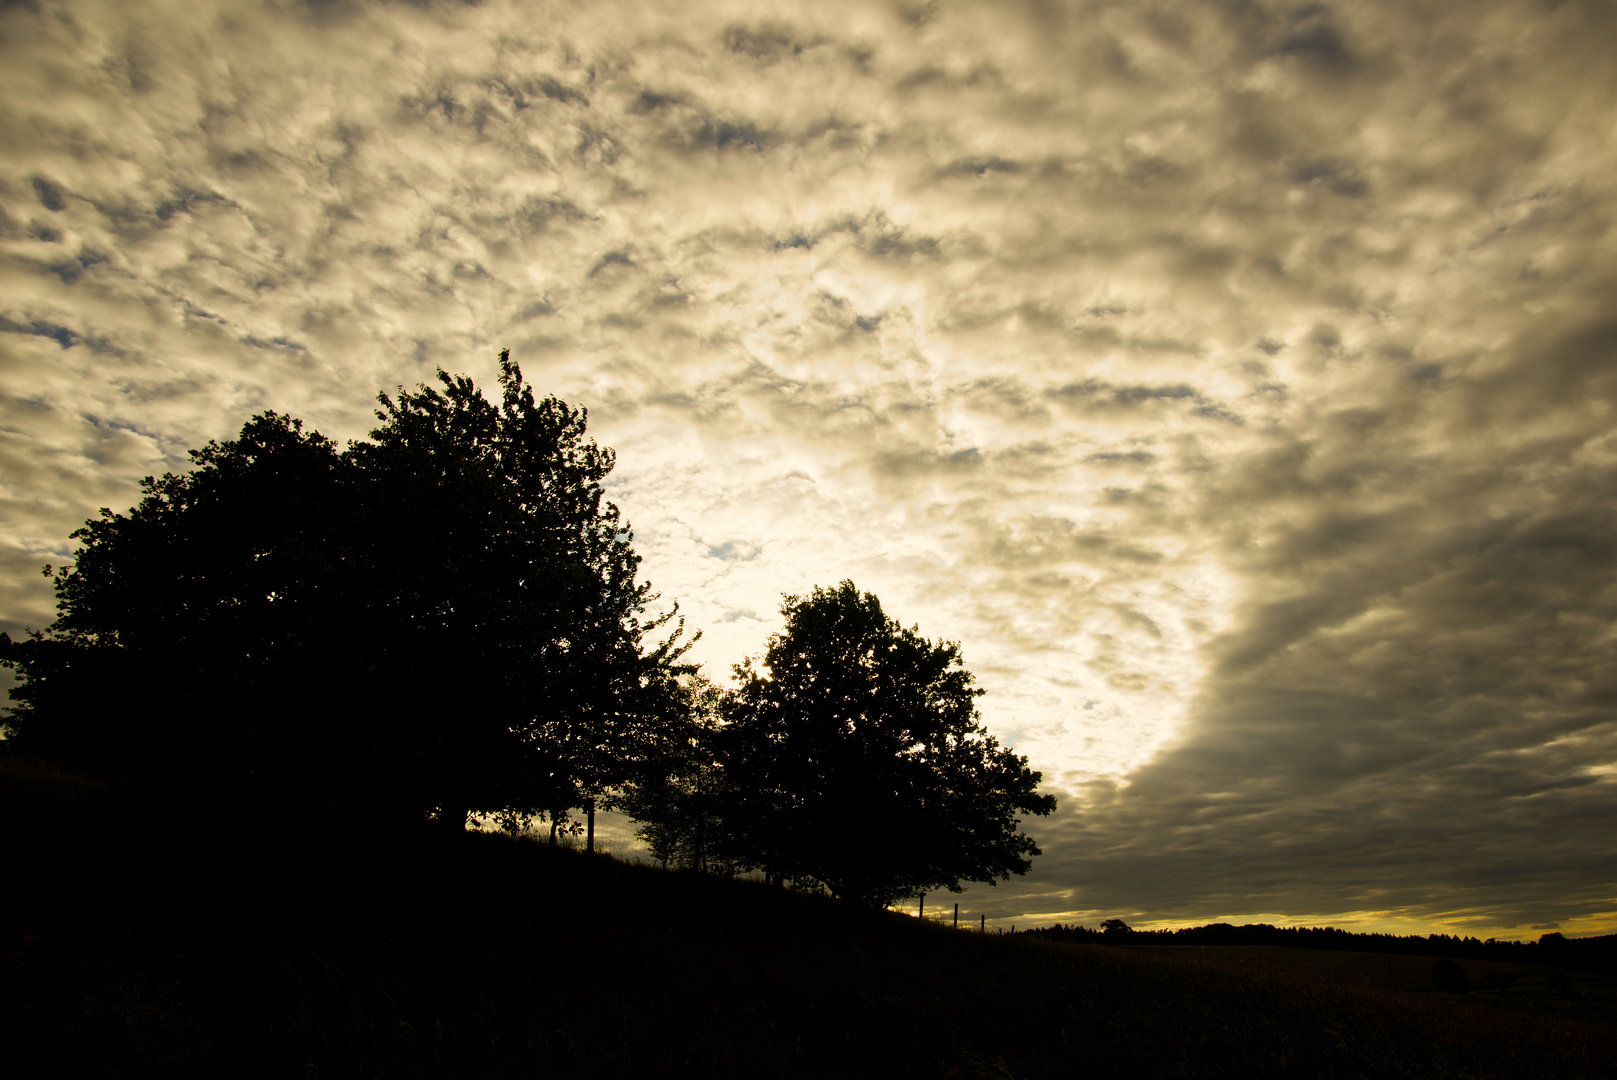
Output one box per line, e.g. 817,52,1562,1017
0,352,692,829
1,411,357,810
348,352,694,829
714,581,1056,908
616,672,736,873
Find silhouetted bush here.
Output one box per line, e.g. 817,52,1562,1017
1432,957,1472,994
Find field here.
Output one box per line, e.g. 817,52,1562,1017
4,764,1615,1078
1111,941,1617,1024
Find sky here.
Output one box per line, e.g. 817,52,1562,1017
4,0,1617,939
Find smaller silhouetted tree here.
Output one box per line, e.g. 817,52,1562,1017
714,581,1056,908
1101,918,1133,937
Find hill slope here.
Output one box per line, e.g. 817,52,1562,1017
4,767,1614,1078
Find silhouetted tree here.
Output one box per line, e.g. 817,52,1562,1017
714,581,1056,908
350,353,694,830
0,412,360,814
0,353,692,830
1101,918,1133,936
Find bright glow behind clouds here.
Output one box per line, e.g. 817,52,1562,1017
4,0,1617,933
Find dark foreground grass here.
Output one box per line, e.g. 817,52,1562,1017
4,779,1614,1078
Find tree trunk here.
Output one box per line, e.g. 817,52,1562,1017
586,797,596,853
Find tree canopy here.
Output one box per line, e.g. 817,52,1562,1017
713,581,1056,908
0,353,692,830
2,358,1060,904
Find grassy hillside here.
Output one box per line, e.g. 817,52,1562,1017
4,758,1615,1078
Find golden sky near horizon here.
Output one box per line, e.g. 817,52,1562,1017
4,0,1617,938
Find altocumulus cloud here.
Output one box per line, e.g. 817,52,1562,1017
3,0,1616,936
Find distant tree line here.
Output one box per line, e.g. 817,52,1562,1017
1,356,1055,908
1023,921,1617,977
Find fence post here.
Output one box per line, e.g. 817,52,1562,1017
920,894,925,920
586,797,595,854
981,914,985,934
954,903,959,930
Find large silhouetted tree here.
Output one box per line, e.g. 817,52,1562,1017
350,353,693,830
0,352,692,830
0,411,360,812
715,581,1056,908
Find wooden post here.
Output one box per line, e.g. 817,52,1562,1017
981,914,985,934
586,798,595,854
920,895,925,920
954,902,959,929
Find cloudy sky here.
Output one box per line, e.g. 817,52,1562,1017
5,0,1617,938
